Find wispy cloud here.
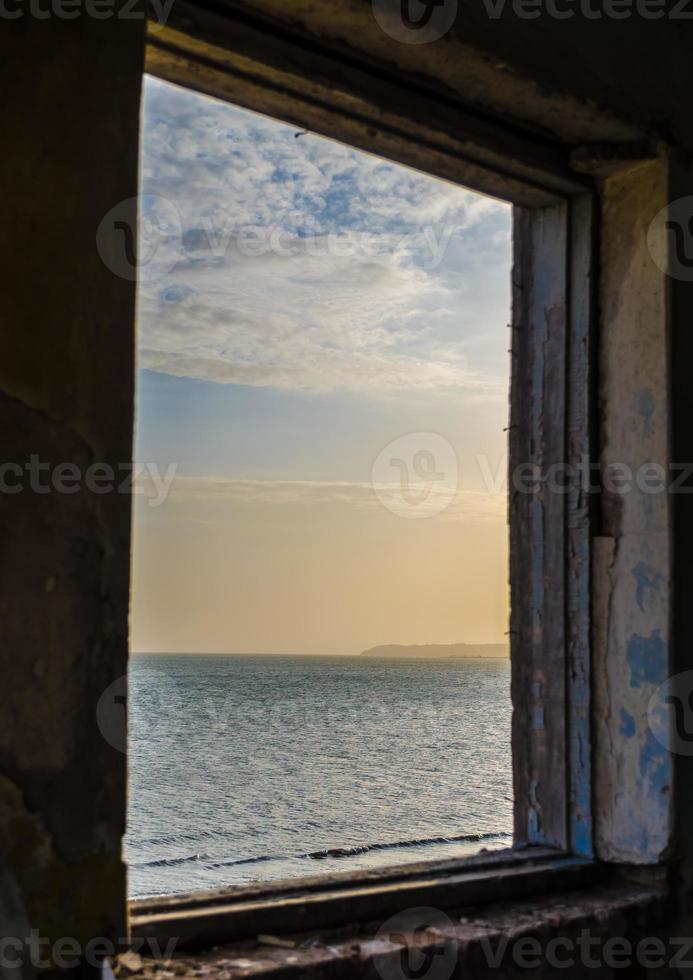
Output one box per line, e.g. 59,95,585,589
136,473,506,523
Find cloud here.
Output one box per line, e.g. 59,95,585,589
138,77,511,397
137,473,506,523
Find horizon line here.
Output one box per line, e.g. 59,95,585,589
130,645,510,658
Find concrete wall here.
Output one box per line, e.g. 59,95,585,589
593,158,672,863
0,12,144,958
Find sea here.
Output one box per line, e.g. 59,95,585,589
126,654,513,899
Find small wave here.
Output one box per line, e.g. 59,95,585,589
132,830,510,871
136,853,212,869
134,852,284,871
302,830,510,860
207,854,280,870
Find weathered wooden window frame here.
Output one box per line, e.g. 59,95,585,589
510,196,594,860
131,1,598,949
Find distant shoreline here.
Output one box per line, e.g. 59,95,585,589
360,643,509,660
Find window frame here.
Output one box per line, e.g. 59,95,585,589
510,196,594,857
132,0,598,947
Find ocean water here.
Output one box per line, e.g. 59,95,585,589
126,654,512,899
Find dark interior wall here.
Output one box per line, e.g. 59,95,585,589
0,15,145,951
669,149,693,939
434,0,693,151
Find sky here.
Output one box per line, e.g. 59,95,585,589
131,75,512,655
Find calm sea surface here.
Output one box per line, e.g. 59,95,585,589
126,654,512,898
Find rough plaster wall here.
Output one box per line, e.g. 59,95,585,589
594,158,672,863
0,15,144,954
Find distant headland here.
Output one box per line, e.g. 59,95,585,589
360,643,508,659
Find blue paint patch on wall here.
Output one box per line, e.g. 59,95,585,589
572,819,593,859
627,630,666,688
632,562,664,613
159,283,195,304
639,727,670,796
619,709,636,737
637,728,671,856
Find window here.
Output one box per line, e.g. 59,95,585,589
129,75,513,898
131,2,603,950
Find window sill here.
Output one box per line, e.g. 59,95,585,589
126,868,668,978
131,847,602,950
